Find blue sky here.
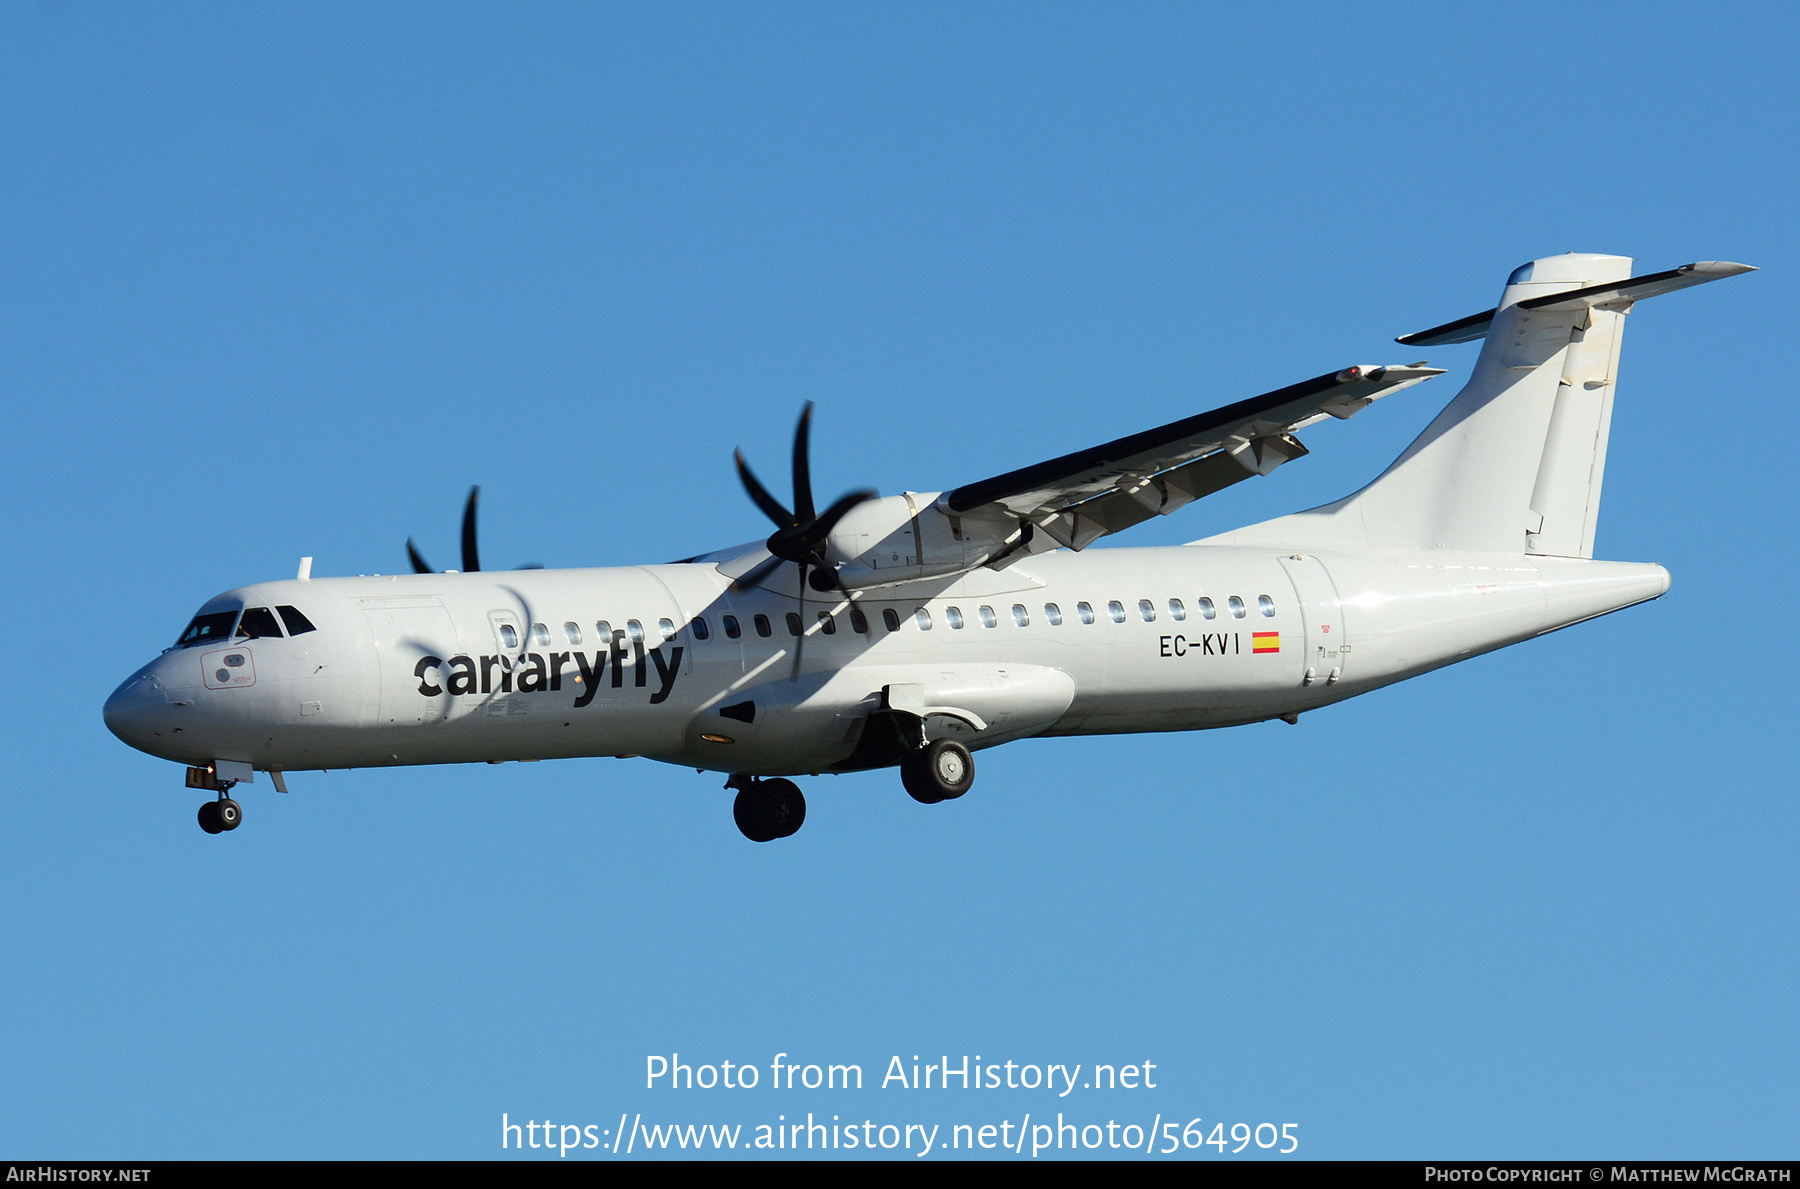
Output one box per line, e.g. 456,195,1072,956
1,1,1794,1159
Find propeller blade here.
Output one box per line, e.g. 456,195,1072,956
460,486,481,573
805,488,876,546
735,450,794,529
791,401,816,523
791,562,808,680
406,538,435,575
730,553,786,593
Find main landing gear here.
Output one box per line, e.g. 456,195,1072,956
197,787,242,834
725,740,976,841
730,777,806,843
901,739,974,805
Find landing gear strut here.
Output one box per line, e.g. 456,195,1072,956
902,739,974,805
197,785,242,834
729,777,806,842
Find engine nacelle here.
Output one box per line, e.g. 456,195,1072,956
824,493,1031,590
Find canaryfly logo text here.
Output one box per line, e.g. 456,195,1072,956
413,638,684,707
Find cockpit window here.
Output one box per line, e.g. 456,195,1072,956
1507,262,1535,285
176,610,238,648
276,606,317,636
235,607,285,639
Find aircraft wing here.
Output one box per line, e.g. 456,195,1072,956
943,364,1443,550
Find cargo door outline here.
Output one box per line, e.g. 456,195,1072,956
362,601,460,725
1277,554,1347,687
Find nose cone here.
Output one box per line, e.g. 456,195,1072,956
104,670,169,752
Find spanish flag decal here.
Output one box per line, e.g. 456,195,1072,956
1252,631,1280,654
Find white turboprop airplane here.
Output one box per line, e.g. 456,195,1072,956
105,253,1752,840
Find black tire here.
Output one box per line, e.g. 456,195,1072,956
901,759,944,804
217,798,242,831
197,801,224,834
733,788,778,842
902,740,974,803
756,779,806,838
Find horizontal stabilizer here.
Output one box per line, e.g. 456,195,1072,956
1516,260,1756,312
1397,261,1756,347
1395,308,1495,348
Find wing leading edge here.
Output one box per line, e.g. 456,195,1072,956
945,364,1443,551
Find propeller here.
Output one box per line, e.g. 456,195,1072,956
407,486,482,574
406,487,542,573
733,402,875,676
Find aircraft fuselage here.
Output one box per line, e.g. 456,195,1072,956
104,542,1667,780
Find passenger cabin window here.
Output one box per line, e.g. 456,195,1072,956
596,620,613,643
723,615,742,639
530,623,551,647
914,608,933,630
1197,597,1216,620
882,608,901,632
692,617,711,641
658,618,676,642
235,607,284,639
1044,602,1063,626
1012,604,1030,627
1258,595,1276,617
1077,601,1095,625
1138,599,1155,623
849,608,869,634
177,610,238,648
1108,600,1126,623
1228,596,1246,619
564,622,583,645
978,605,997,628
754,614,772,638
785,612,803,636
1169,598,1186,621
276,605,316,636
499,624,520,649
627,620,645,643
946,606,966,629
817,611,836,635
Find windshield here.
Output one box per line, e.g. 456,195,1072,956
175,610,239,649
235,607,285,639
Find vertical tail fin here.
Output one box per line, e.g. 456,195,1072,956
1362,252,1634,554
1209,254,1753,556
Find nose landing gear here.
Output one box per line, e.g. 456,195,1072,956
728,776,806,842
197,786,242,834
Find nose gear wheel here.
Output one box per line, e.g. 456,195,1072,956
731,778,806,842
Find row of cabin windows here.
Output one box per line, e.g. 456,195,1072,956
503,617,679,651
909,594,1276,630
508,594,1276,650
